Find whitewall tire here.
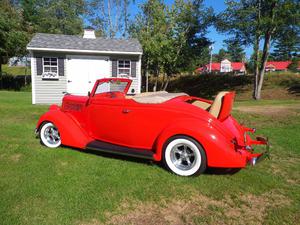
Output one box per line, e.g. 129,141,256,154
40,122,61,148
163,136,207,176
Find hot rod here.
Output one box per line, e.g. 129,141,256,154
36,78,269,176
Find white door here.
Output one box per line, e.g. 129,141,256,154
67,56,110,95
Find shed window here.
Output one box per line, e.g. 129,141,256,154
118,60,131,77
43,57,58,74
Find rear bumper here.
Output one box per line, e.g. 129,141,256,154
247,136,270,166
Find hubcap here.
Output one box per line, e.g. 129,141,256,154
170,143,196,171
44,126,60,145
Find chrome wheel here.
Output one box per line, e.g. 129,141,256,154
40,122,61,148
170,143,196,171
163,136,207,176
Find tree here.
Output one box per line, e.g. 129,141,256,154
213,48,229,62
216,0,299,100
87,0,133,38
131,0,213,91
270,27,300,60
21,0,85,35
0,0,29,74
288,57,299,72
224,38,245,62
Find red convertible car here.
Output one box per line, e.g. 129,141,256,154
36,78,269,176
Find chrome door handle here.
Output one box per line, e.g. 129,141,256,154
122,109,131,113
67,80,72,83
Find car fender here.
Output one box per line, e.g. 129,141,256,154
36,105,92,149
153,119,247,168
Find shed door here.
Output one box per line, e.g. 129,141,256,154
66,56,110,95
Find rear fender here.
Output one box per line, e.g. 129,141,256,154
153,119,247,168
36,105,92,149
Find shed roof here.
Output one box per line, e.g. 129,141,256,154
27,33,143,55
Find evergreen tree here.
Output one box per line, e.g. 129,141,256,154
224,38,245,62
271,27,300,60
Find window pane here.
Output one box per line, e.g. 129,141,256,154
44,58,50,61
118,68,130,75
51,67,57,73
44,67,51,72
51,61,57,66
44,61,50,65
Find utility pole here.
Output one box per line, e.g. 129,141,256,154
209,45,213,73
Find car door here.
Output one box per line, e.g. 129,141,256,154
86,78,132,146
87,95,128,145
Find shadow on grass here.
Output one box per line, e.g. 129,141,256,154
66,146,242,176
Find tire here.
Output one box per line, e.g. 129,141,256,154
39,122,61,148
162,135,207,176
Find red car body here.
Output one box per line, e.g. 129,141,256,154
36,78,269,176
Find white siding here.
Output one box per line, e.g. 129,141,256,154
34,58,67,104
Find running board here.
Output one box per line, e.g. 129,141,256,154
86,140,154,160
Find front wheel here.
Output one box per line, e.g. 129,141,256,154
40,122,61,148
162,136,207,176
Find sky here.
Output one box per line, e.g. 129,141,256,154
128,0,253,58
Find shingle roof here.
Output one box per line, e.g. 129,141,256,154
27,33,143,54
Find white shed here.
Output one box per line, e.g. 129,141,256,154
27,29,143,104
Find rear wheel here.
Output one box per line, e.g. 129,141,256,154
162,135,206,176
40,122,61,148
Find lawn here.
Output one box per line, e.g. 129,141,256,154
2,64,30,76
0,91,299,225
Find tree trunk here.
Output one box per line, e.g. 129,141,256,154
145,60,149,92
163,75,170,91
160,73,165,90
255,33,271,100
252,34,260,99
153,75,158,92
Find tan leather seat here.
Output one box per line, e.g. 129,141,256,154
192,101,211,110
209,91,229,118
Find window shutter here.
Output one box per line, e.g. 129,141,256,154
131,61,137,77
36,57,43,75
112,60,118,77
58,57,64,76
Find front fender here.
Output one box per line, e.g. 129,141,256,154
36,105,92,149
153,119,247,168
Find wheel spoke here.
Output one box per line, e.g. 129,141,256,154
183,145,187,151
174,158,182,166
186,157,191,166
174,148,182,155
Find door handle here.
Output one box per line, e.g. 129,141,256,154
122,109,131,114
67,80,72,83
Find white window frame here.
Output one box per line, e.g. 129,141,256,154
42,57,59,75
117,59,131,77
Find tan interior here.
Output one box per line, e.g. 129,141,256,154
127,91,188,103
209,91,229,118
191,101,211,110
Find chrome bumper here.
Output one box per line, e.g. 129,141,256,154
248,137,270,166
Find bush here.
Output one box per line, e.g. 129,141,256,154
0,75,31,91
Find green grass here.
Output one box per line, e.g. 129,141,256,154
0,91,299,225
2,64,30,75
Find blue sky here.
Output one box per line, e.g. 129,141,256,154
129,0,253,58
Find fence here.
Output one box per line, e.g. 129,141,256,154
0,75,31,91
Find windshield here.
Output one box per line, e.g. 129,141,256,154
94,79,130,95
